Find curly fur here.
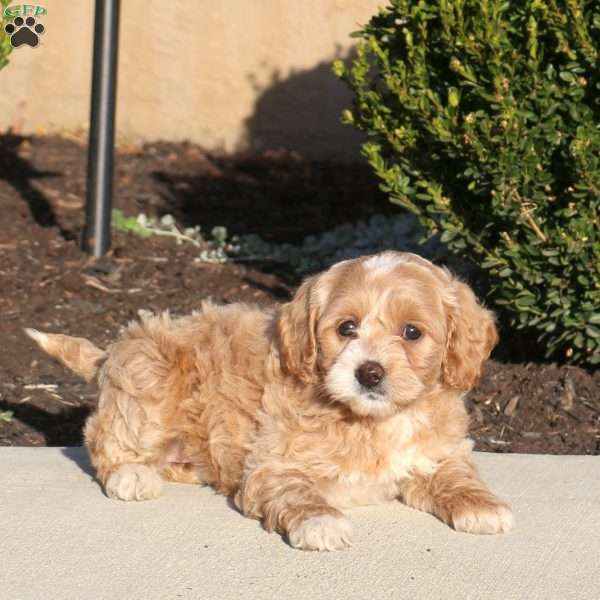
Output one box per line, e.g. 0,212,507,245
27,251,511,550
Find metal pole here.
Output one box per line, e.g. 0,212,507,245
82,0,120,256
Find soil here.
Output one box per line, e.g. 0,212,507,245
1,133,598,453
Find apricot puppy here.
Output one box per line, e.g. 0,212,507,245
27,251,513,550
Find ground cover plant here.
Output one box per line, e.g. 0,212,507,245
335,0,600,366
113,208,449,273
111,209,237,263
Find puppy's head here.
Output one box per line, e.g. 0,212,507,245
277,251,497,418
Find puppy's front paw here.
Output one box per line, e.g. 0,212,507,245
288,514,353,551
451,497,514,535
105,464,163,501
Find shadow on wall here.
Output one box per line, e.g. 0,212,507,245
0,133,66,235
150,50,394,245
240,48,364,161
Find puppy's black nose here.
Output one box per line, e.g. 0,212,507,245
355,361,385,389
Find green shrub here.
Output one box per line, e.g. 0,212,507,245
0,1,13,70
335,0,600,366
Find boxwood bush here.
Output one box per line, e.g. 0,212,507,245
335,0,600,366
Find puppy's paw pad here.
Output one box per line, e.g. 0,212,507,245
106,464,163,501
452,501,514,535
288,514,353,551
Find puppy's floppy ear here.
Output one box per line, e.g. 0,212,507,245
277,275,320,382
442,279,498,391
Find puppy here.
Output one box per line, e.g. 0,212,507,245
27,251,512,550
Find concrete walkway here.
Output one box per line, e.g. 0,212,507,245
2,448,599,600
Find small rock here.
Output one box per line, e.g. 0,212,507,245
503,395,520,416
560,376,576,411
471,404,484,425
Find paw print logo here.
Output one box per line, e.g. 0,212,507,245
4,16,45,48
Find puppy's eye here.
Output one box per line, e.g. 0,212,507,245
402,324,422,341
337,320,358,338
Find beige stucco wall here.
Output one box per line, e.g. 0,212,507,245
0,1,382,160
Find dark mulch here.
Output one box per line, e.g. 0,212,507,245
1,133,598,453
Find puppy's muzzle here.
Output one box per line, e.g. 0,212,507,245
355,361,385,389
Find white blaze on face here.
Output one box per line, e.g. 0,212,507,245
364,251,436,278
363,252,412,274
326,339,371,399
325,339,392,417
363,252,406,274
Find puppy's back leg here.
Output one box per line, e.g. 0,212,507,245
85,320,200,501
85,380,165,501
105,464,164,501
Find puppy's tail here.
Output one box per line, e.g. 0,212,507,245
25,328,106,382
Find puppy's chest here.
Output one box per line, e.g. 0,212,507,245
320,417,436,509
